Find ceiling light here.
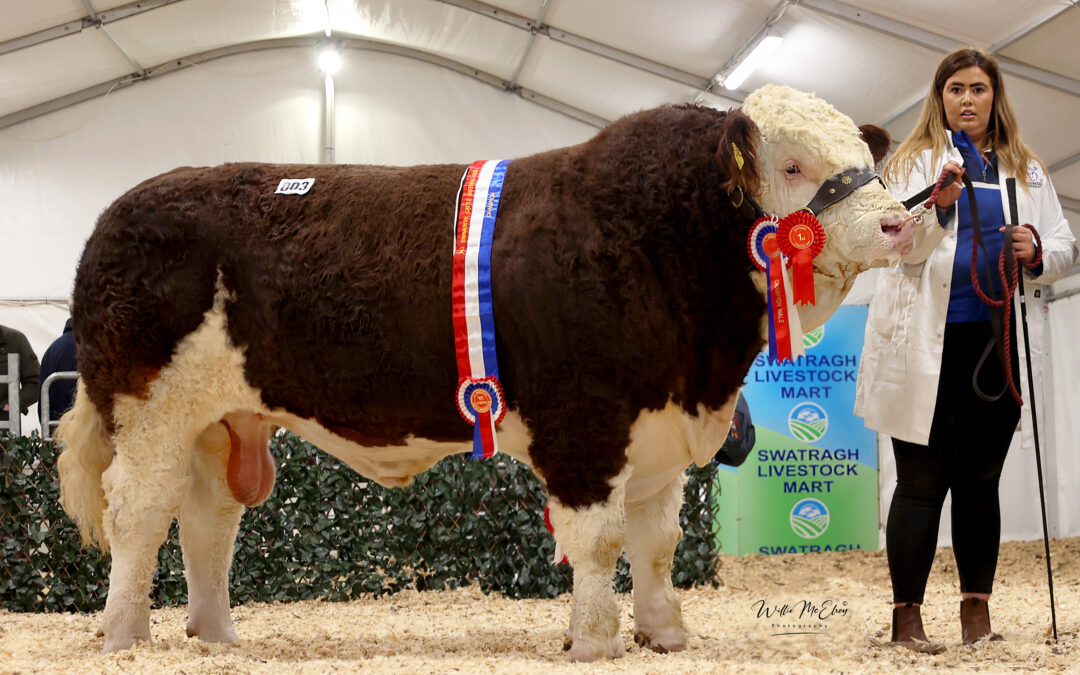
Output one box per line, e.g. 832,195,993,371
318,45,342,74
722,35,783,91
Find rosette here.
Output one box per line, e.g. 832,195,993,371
456,376,507,426
776,210,825,305
747,216,780,272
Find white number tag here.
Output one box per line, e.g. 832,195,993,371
275,178,315,195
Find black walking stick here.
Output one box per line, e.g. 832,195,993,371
1006,177,1058,641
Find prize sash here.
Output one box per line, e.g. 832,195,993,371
452,160,510,458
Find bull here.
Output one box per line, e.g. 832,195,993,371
57,85,931,659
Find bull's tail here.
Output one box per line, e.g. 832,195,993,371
56,380,115,551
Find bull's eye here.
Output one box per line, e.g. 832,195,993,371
784,163,800,175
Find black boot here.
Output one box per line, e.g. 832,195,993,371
890,604,946,654
960,597,1004,645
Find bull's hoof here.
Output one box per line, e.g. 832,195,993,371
186,612,239,643
634,629,686,654
102,630,151,653
99,606,152,652
186,621,238,643
566,635,624,661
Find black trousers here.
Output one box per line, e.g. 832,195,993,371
886,320,1021,604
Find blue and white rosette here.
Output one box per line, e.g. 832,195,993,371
455,376,507,459
748,215,780,273
748,216,780,361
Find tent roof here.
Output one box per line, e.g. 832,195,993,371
2,0,1078,212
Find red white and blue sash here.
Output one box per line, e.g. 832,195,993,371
452,160,510,459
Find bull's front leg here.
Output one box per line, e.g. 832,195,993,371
546,465,632,661
625,474,687,653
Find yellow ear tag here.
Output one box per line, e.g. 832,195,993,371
732,142,745,170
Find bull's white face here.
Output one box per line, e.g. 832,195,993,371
741,85,912,328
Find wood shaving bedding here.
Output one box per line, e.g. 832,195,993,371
3,538,1077,674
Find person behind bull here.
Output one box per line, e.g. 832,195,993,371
855,47,1077,650
39,317,78,422
0,323,41,417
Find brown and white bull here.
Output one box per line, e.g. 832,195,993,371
57,85,930,659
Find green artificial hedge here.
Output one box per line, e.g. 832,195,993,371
0,431,720,613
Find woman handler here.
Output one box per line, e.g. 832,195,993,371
855,47,1076,649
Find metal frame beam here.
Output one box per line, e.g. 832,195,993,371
799,0,1080,110
0,35,609,132
433,0,711,89
0,0,189,57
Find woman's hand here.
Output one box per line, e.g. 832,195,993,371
1002,224,1038,265
935,161,965,208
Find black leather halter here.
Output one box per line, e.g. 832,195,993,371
802,167,883,216
744,166,882,219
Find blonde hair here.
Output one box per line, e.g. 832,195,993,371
885,48,1043,190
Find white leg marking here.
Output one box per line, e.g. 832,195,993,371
99,291,267,651
547,465,632,662
625,474,687,653
180,422,244,643
99,436,188,651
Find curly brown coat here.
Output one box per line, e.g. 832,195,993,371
71,103,765,507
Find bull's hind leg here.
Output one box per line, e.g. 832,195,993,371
98,423,192,651
179,422,245,643
625,475,687,653
546,465,632,662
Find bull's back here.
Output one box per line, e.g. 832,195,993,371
73,162,469,432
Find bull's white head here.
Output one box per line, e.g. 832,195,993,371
741,85,912,328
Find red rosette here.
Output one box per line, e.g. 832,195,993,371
776,210,825,305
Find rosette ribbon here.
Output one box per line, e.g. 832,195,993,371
748,216,805,364
452,159,510,459
776,210,825,306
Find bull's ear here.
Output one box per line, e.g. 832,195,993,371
858,124,891,166
718,109,760,199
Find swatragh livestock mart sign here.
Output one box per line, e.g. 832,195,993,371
716,306,878,556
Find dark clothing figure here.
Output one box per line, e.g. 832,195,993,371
886,320,1020,604
0,324,41,415
39,318,78,421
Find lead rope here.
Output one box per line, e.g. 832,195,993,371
965,170,1043,405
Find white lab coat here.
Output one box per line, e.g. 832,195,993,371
855,142,1077,448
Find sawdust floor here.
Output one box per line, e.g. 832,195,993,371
3,537,1079,674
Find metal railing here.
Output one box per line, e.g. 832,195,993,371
1,353,20,435
40,371,79,440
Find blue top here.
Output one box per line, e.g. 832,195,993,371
946,131,1006,323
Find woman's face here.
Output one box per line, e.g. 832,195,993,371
941,65,994,147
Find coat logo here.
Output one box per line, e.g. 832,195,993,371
1027,167,1043,189
790,498,830,539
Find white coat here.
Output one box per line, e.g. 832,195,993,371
855,141,1077,447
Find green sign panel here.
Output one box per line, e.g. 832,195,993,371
716,305,879,555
